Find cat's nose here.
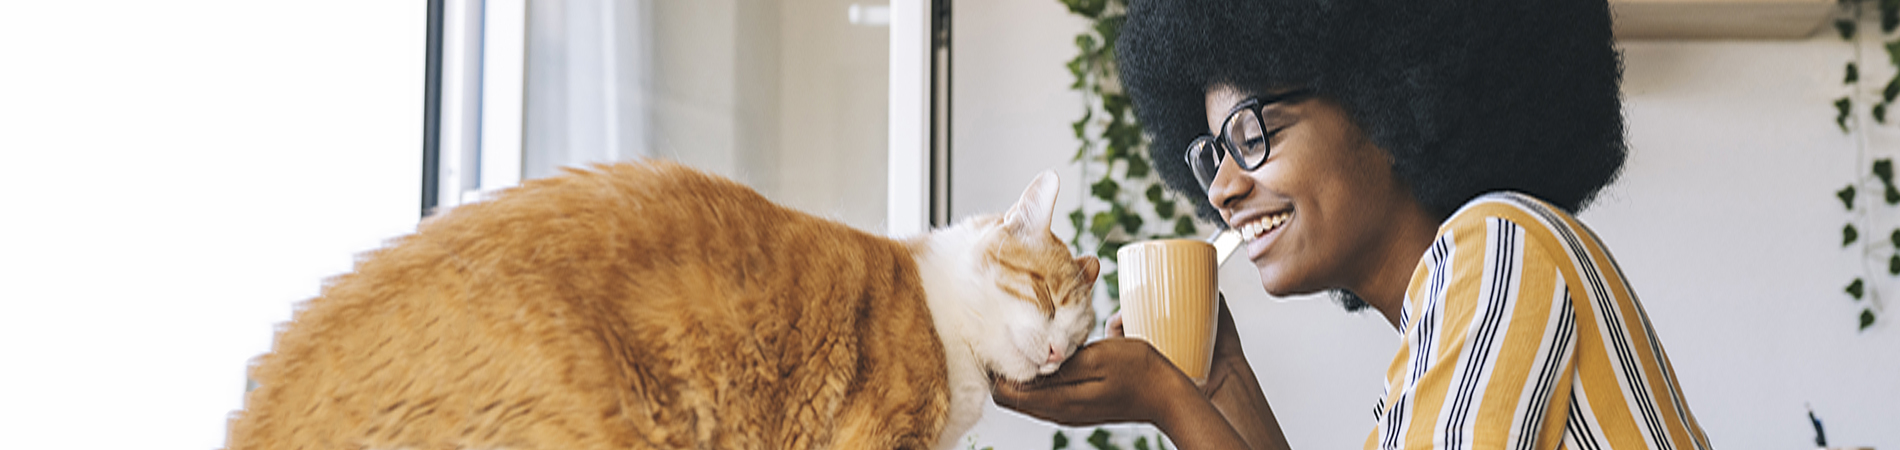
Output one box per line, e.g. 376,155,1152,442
1045,344,1065,365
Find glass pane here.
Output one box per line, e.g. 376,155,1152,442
522,0,890,231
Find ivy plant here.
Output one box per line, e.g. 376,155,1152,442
1059,0,1209,311
1835,0,1890,331
954,0,1215,448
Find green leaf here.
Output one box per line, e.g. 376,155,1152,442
1877,104,1889,124
1126,155,1150,178
1840,185,1858,210
1848,62,1860,85
1837,97,1853,132
1094,15,1126,50
1090,211,1117,239
1884,184,1898,205
1847,278,1865,300
1103,121,1141,161
1846,224,1861,246
1067,57,1088,89
1839,18,1858,41
1145,184,1166,204
1174,216,1198,237
1088,428,1120,450
1876,158,1894,183
1134,437,1152,450
1104,270,1120,301
1885,76,1900,103
1119,209,1144,234
1156,200,1177,219
1884,0,1900,33
1098,239,1125,263
1091,178,1121,201
1110,121,1144,150
1060,0,1105,18
1070,209,1087,238
1887,254,1899,275
1053,430,1070,450
1076,34,1098,54
1887,37,1900,67
1861,309,1877,331
1073,143,1091,163
1103,93,1131,117
1891,228,1900,249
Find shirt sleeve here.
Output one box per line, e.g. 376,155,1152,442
1369,214,1579,450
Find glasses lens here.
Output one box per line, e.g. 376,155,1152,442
1223,108,1268,169
1186,137,1220,188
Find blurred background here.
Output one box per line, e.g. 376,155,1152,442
1,1,1896,449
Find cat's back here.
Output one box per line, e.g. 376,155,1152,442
228,161,949,450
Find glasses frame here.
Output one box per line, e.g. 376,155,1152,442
1184,88,1316,190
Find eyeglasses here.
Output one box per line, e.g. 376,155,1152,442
1184,89,1315,190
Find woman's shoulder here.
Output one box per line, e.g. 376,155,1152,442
1440,192,1592,243
1434,191,1626,279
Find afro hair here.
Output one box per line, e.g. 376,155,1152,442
1117,0,1626,225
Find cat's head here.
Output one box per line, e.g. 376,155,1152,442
938,171,1100,383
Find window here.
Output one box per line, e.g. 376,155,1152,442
428,0,940,234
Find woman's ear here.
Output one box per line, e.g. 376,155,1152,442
1002,170,1060,237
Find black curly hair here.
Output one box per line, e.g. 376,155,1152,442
1117,0,1626,226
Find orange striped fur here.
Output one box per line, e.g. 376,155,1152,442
226,161,1098,450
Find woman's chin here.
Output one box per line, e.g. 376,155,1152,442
1255,269,1324,299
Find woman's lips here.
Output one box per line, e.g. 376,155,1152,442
1239,210,1292,262
1237,211,1292,241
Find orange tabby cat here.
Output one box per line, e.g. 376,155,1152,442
226,160,1099,450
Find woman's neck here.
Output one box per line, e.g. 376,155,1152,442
1348,202,1443,331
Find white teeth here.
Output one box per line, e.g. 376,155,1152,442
1239,212,1292,241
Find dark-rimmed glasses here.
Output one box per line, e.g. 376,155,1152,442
1185,89,1315,190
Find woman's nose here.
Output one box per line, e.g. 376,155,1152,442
1205,154,1249,214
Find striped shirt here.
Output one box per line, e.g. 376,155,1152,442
1365,192,1711,450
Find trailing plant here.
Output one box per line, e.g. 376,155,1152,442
1051,429,1169,450
1059,0,1210,311
1833,0,1891,331
950,0,1212,448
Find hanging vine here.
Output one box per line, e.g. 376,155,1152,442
1060,0,1209,313
1834,0,1889,331
949,0,1214,449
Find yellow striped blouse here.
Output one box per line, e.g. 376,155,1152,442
1364,192,1710,450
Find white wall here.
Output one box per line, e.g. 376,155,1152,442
0,2,422,449
950,3,1900,449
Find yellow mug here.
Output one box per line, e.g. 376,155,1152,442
1117,239,1219,383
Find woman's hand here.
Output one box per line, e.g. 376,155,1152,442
989,337,1191,427
1102,296,1249,399
993,295,1286,450
1200,296,1250,396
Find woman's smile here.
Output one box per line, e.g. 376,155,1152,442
1234,209,1293,262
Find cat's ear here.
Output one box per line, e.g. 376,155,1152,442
1003,170,1060,237
1075,255,1100,283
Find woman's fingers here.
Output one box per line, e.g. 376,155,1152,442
988,338,1180,427
1210,295,1245,359
1106,311,1125,337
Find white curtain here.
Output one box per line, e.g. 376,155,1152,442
516,0,890,232
522,0,651,180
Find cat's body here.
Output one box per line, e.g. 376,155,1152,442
227,161,1098,450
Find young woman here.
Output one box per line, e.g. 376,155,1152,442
990,0,1712,449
